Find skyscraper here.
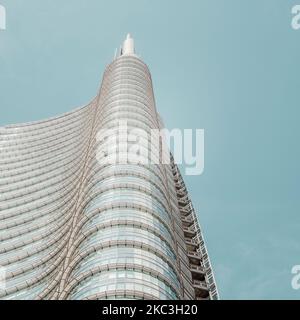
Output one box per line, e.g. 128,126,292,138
0,35,218,300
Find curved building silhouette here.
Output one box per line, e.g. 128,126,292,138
0,35,218,300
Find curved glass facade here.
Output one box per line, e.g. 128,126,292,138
0,35,218,300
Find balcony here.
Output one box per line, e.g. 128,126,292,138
185,238,198,246
193,277,210,299
187,251,203,266
187,251,202,259
178,194,189,201
194,279,208,287
176,190,185,197
178,199,188,207
190,264,206,282
181,216,193,226
183,226,196,237
185,238,199,251
179,207,190,216
190,264,206,274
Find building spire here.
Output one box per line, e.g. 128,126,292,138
121,33,135,56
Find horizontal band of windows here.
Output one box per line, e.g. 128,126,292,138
4,237,66,277
84,192,172,221
103,81,152,98
0,210,74,261
95,129,162,149
0,114,92,152
104,64,151,83
0,224,70,266
0,128,90,168
103,77,154,94
71,258,179,292
71,246,179,285
81,187,171,223
65,266,179,300
0,135,88,168
111,55,150,68
1,157,84,199
101,91,153,107
82,213,173,244
98,119,158,136
82,290,159,300
0,211,73,255
101,77,152,96
0,248,67,299
101,93,153,111
99,109,158,128
102,87,153,105
95,141,163,164
100,103,156,122
108,57,150,74
76,226,176,260
106,63,151,80
4,97,97,134
80,212,174,243
105,64,150,80
85,181,170,214
79,220,174,256
1,119,90,159
84,161,176,210
2,243,67,289
70,276,178,300
1,188,78,225
2,281,49,300
0,153,85,196
85,163,170,196
0,182,79,224
1,158,85,202
57,240,181,296
101,84,153,104
2,102,95,133
0,172,82,211
99,113,157,130
0,197,75,243
99,98,155,117
84,170,169,204
78,202,174,240
0,142,87,182
0,151,85,181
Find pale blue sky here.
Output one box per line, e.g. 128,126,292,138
1,0,300,299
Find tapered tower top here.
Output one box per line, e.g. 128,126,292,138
120,33,136,56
